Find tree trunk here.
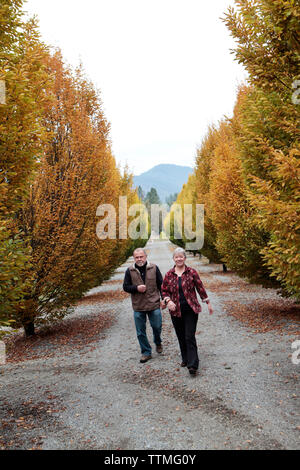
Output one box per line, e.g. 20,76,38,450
24,321,35,337
223,263,227,273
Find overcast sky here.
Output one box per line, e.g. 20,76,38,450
24,0,247,175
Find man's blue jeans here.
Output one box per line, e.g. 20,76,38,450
133,309,162,356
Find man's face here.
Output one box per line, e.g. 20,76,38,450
134,250,147,267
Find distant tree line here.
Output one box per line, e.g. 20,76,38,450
137,186,178,208
136,186,179,235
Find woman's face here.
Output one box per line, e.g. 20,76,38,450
173,253,186,267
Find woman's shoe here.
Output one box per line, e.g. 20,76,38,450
188,368,197,376
181,361,187,367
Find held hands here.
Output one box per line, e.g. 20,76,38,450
160,298,170,310
137,284,147,293
160,294,213,314
167,300,176,312
161,297,176,312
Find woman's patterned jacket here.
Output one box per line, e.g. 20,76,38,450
162,265,209,317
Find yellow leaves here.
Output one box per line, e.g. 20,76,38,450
175,68,300,297
18,51,141,325
0,4,140,331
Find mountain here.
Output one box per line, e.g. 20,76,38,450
133,164,193,203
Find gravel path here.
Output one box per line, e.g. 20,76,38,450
0,240,299,450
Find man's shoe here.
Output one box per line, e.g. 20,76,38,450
189,368,197,376
140,355,152,363
156,344,163,354
181,361,187,367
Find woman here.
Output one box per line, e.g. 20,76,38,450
162,247,213,376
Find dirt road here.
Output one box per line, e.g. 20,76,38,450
0,240,299,450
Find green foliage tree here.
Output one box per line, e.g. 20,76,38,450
223,0,299,96
145,187,161,206
165,192,178,208
137,185,145,202
0,1,50,334
224,0,300,298
145,187,163,233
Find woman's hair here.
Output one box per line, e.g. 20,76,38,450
173,247,186,259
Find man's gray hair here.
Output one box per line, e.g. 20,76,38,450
173,247,186,259
133,247,147,256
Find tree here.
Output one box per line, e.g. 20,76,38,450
145,187,161,206
0,2,50,332
116,168,149,262
144,187,163,233
165,192,178,208
207,110,273,283
224,0,300,299
194,126,223,262
137,185,145,202
12,52,138,335
166,129,223,260
223,0,299,96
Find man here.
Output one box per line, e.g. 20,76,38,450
123,248,164,363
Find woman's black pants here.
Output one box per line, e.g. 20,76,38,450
171,305,199,370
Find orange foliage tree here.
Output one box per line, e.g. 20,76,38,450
207,101,274,284
13,51,139,336
193,126,224,263
166,0,299,299
0,1,50,332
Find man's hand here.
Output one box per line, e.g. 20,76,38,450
137,284,147,293
160,300,167,310
168,300,176,312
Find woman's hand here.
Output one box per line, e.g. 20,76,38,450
160,297,170,310
168,300,176,312
207,301,213,315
